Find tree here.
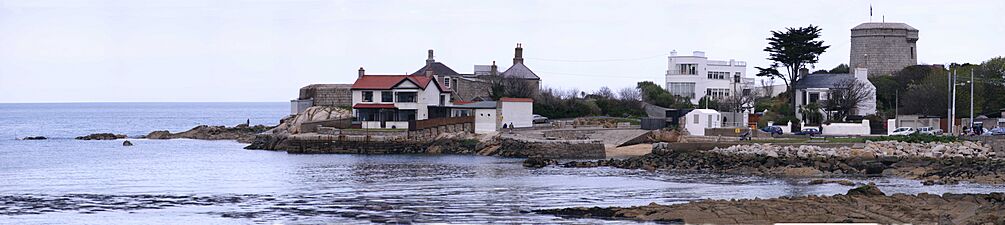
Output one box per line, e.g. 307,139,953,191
801,103,823,125
637,81,693,108
828,64,850,74
755,25,830,118
824,79,874,121
489,76,534,99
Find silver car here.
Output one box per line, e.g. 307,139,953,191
532,114,549,124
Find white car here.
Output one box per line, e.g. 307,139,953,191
916,127,943,135
890,127,916,136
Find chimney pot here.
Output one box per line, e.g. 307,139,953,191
358,67,365,78
513,43,524,64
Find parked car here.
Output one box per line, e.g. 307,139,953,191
890,127,917,136
760,126,783,135
916,127,943,135
794,128,821,136
987,127,1005,136
532,114,549,124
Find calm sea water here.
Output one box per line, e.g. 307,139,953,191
0,103,1002,224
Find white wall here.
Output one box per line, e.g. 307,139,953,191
500,101,533,128
821,120,871,135
684,109,721,136
474,108,497,134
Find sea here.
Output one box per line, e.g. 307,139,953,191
0,102,1001,224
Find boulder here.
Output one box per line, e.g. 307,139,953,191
523,158,558,168
122,141,134,146
75,133,127,140
847,183,885,196
22,136,47,140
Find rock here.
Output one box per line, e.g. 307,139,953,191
122,141,133,146
75,133,126,140
144,124,274,143
522,158,557,168
808,179,856,186
22,136,47,140
846,183,885,196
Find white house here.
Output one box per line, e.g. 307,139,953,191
448,97,534,134
665,50,755,104
350,67,452,129
684,109,722,136
793,68,877,121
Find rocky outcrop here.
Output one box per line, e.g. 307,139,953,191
493,138,606,159
270,106,351,135
22,136,47,140
75,133,126,140
535,185,1005,224
562,147,1005,185
122,141,134,146
523,158,558,168
145,124,273,143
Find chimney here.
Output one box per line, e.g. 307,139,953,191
799,68,809,76
854,67,869,81
670,50,677,56
490,61,498,76
358,67,365,78
426,49,434,66
513,43,524,64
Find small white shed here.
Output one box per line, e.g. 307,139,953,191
499,98,534,128
684,109,721,136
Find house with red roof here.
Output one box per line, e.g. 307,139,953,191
350,67,453,129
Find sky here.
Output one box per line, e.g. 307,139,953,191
0,0,1002,103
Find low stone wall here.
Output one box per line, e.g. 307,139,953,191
542,129,594,140
494,138,605,159
247,134,478,154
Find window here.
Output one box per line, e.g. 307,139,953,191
452,78,458,90
396,92,417,103
693,114,699,124
707,71,729,80
809,93,820,103
708,115,714,128
742,89,752,96
677,64,697,75
439,95,446,105
444,78,450,88
910,47,915,59
381,91,393,102
362,91,373,102
705,88,730,99
667,82,696,99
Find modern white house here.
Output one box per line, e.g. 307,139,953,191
449,97,534,134
792,68,877,121
665,50,755,104
350,67,452,129
683,109,722,136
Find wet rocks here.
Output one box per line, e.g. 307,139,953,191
808,179,856,186
536,186,1005,224
145,124,274,143
75,133,126,140
522,158,558,168
22,136,47,140
122,141,134,146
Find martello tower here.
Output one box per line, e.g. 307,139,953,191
849,22,919,76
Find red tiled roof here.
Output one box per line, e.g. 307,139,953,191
351,74,450,92
352,103,397,109
500,97,533,102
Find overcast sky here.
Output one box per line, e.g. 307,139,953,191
1,0,1002,103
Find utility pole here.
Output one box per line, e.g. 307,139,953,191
951,68,957,135
947,64,952,134
970,69,974,131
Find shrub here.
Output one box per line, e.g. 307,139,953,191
866,134,958,143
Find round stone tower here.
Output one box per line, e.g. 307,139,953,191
849,22,919,76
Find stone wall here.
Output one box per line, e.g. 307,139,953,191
452,78,493,101
495,138,606,159
299,84,352,107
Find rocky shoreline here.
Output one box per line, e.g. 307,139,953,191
144,124,274,143
535,184,1005,224
554,142,1005,185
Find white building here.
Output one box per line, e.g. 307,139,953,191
792,68,877,121
350,68,452,129
449,98,534,134
683,109,722,136
665,51,754,104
